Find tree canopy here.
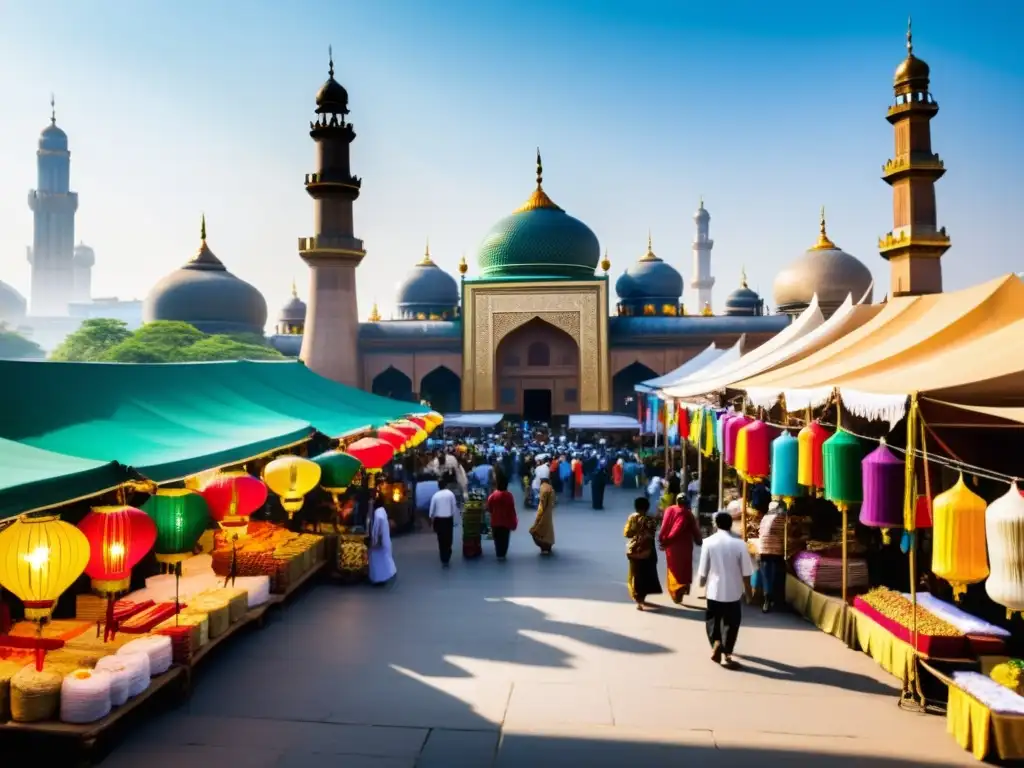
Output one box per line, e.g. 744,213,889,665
0,323,45,360
51,319,285,363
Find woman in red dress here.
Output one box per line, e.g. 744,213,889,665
486,477,518,560
658,493,702,604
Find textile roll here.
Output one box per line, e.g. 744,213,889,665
724,415,752,467
98,652,148,698
91,657,131,706
985,484,1024,615
9,665,62,722
822,429,863,505
797,421,831,488
770,431,800,499
736,420,771,479
859,442,905,530
932,475,989,600
60,668,112,724
118,635,173,675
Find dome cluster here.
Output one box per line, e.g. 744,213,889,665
615,235,684,316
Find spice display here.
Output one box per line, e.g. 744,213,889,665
859,587,962,637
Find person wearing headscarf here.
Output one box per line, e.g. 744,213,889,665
624,496,662,610
659,492,702,604
530,477,556,555
368,490,397,585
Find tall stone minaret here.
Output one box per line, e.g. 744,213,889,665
72,242,95,303
298,49,365,385
879,18,949,297
690,198,715,312
27,96,78,316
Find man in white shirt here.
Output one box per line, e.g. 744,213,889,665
697,511,754,669
428,477,460,568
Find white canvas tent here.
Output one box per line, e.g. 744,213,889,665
568,414,642,431
646,335,748,403
442,413,504,428
634,343,723,394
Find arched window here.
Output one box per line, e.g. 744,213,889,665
527,341,550,367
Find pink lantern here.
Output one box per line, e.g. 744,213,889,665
724,415,752,467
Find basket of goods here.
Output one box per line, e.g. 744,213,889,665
462,490,486,559
758,512,787,557
853,587,967,658
182,596,231,638
10,665,62,722
155,613,209,664
337,532,369,580
792,549,869,593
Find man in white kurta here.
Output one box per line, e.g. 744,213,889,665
368,505,397,584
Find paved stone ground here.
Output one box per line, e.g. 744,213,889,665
100,487,973,767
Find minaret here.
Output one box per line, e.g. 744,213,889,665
879,18,949,297
27,96,78,316
690,197,715,311
298,48,365,385
72,241,95,303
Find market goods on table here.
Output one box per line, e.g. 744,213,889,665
793,550,869,592
10,665,62,722
905,592,1009,656
952,671,1024,715
990,660,1024,695
60,668,112,724
854,587,967,658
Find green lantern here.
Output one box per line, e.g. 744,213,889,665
823,429,864,505
313,450,363,503
141,488,210,566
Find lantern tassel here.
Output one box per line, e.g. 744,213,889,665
34,622,44,672
881,528,892,546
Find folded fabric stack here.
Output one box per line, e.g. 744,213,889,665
155,612,209,664
119,602,185,634
793,550,869,592
118,636,173,675
92,656,131,705
99,652,149,697
75,597,155,624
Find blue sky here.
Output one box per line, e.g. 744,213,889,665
0,0,1021,323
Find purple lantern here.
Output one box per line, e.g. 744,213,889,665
860,442,906,529
724,415,752,467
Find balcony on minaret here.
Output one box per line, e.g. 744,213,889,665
310,119,356,141
881,153,945,183
304,171,362,196
878,226,951,257
887,91,939,120
297,234,366,263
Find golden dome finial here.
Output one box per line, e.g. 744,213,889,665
600,248,611,273
514,147,562,213
368,301,381,322
906,15,913,55
640,230,658,261
291,278,298,298
420,238,434,265
200,213,207,243
328,45,335,78
740,266,748,289
811,205,837,250
458,252,468,276
701,301,713,317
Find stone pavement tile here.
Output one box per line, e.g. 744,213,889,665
100,744,281,768
117,713,428,758
503,682,613,728
276,751,415,768
415,728,500,768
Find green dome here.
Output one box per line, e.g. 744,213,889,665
475,153,600,279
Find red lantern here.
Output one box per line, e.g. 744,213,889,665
346,437,395,475
736,420,771,479
407,415,429,433
78,505,157,640
377,426,408,453
797,421,831,489
200,472,268,540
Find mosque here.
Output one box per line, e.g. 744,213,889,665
138,22,946,420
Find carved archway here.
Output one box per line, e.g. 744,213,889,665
420,366,461,414
612,361,658,415
495,317,580,420
372,366,414,401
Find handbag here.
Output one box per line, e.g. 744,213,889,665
627,533,653,561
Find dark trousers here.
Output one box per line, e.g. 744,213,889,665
493,526,511,558
433,517,454,564
760,555,785,605
591,482,605,509
706,599,742,654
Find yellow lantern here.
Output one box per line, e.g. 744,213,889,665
0,515,90,622
392,486,403,503
262,455,322,518
932,474,989,601
424,412,444,431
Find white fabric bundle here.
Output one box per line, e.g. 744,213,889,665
60,669,112,724
103,652,149,697
92,656,131,706
118,636,173,675
233,575,271,607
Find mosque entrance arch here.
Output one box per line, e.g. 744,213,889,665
420,366,461,414
372,366,414,401
495,317,580,422
612,361,658,415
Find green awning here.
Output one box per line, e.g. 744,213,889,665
0,360,315,483
0,438,131,520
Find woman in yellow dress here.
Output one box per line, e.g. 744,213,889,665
530,477,556,555
624,496,663,610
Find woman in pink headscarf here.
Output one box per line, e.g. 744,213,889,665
658,493,702,604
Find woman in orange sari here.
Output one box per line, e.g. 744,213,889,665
658,493,702,604
573,457,584,499
612,459,624,487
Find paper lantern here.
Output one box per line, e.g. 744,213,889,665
406,415,429,434
141,489,210,565
736,420,771,479
932,474,989,600
797,421,831,488
770,431,800,500
377,426,409,453
312,450,362,496
78,506,157,595
724,415,751,467
985,483,1024,615
0,515,90,622
392,420,427,448
200,472,268,540
859,443,905,531
346,437,394,474
424,411,444,430
822,430,863,505
262,456,322,517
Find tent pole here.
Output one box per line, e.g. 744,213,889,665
664,400,671,477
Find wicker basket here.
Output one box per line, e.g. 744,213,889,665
10,665,62,722
0,660,21,721
183,599,230,638
219,588,250,623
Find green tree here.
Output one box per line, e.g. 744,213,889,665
102,338,171,363
0,324,45,359
50,318,131,361
179,335,284,362
126,321,206,360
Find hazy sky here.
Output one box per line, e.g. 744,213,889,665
1,0,1021,324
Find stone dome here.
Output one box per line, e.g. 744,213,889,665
143,217,267,335
0,281,27,321
724,271,764,317
278,282,307,324
475,153,599,280
395,243,459,319
773,211,874,317
616,236,683,302
73,241,95,267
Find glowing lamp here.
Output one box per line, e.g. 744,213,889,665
932,474,989,600
770,431,800,500
822,430,863,505
262,455,322,518
200,471,268,540
392,486,403,503
0,515,90,623
735,420,771,479
985,484,1024,616
797,421,831,488
724,415,751,467
859,442,905,534
346,437,395,475
377,426,409,453
140,489,210,565
78,506,157,595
